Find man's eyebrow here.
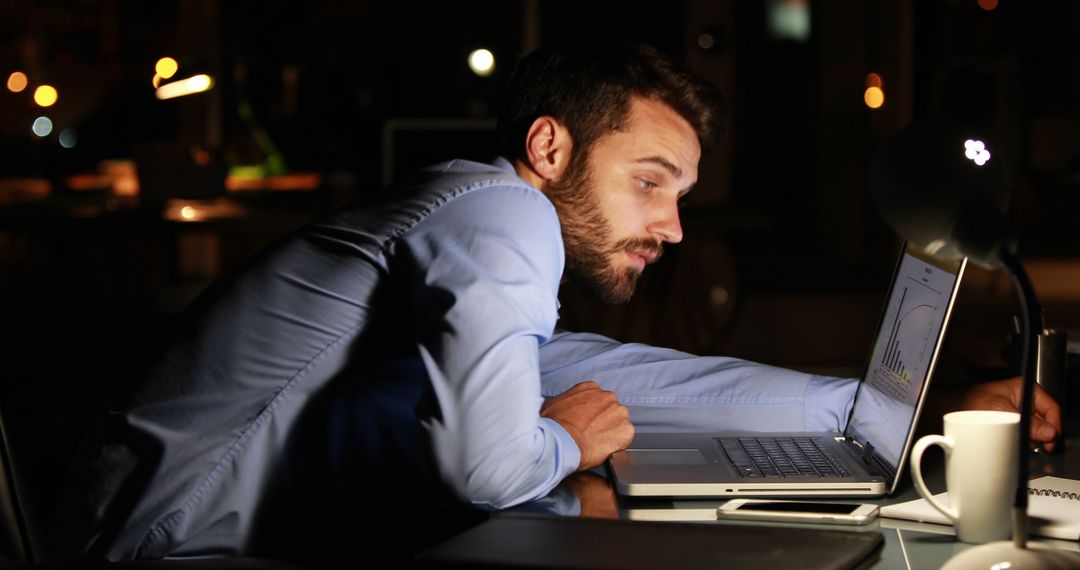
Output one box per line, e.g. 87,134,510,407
632,156,682,179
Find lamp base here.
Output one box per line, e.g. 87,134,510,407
941,541,1080,569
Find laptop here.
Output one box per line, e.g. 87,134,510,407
608,242,967,498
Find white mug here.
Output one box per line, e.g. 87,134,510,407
909,410,1020,543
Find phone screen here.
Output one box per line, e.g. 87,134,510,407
733,501,861,514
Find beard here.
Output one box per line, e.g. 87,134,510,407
542,153,664,305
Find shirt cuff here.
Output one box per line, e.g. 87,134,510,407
541,416,582,477
803,374,859,433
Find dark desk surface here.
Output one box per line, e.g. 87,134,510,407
516,437,1080,569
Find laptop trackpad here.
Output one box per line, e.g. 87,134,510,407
623,449,707,465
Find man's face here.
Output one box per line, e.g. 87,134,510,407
544,97,701,304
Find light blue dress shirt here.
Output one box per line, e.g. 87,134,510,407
540,331,857,434
56,157,857,561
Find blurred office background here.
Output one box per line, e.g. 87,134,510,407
1,0,1078,482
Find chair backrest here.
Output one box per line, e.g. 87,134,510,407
0,406,36,565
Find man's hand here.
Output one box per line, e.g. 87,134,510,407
541,381,634,471
946,377,1062,452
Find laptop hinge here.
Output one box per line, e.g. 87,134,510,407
843,435,876,464
860,440,876,464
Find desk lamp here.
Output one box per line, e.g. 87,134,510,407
868,120,1078,569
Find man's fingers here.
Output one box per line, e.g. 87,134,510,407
542,380,633,470
1022,383,1061,452
1031,383,1063,432
1030,415,1058,453
567,380,601,393
1030,415,1058,441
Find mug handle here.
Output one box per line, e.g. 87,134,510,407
910,435,959,523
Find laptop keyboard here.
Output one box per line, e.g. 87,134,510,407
718,437,850,478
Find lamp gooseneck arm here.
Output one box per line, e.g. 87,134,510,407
999,246,1043,550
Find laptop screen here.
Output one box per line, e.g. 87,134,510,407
845,246,965,470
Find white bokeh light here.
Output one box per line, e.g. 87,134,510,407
468,49,495,77
964,139,991,166
32,116,53,137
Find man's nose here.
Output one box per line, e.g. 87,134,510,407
649,198,683,244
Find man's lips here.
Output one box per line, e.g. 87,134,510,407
626,249,659,270
632,250,659,264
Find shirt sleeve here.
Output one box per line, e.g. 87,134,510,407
401,184,580,509
538,330,859,434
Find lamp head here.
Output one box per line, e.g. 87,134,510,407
868,120,1012,268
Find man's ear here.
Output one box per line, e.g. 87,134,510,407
523,116,573,182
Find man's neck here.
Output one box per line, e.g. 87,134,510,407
511,158,546,192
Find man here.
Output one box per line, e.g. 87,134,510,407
53,43,1060,566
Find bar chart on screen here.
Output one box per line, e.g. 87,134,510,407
867,259,953,407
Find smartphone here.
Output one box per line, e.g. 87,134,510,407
716,499,879,526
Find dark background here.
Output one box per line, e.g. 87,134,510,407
1,0,1079,549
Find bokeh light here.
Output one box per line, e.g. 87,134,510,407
6,71,28,93
155,57,179,79
155,74,214,100
59,128,78,148
864,86,885,109
467,49,495,77
964,139,991,166
33,85,58,107
32,116,54,137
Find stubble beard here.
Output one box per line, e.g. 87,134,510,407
543,154,663,305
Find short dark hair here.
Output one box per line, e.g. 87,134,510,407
494,42,727,163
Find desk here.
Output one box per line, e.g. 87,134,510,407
505,438,1080,569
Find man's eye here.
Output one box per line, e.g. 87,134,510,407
638,179,657,191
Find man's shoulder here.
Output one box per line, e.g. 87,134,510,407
419,158,513,176
316,158,556,248
403,158,535,196
387,157,554,219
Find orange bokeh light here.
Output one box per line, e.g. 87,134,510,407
864,86,885,109
6,71,28,92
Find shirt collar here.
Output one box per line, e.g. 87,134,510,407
491,155,515,173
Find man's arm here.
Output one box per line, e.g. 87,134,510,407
539,381,633,470
925,377,1062,451
406,185,631,509
539,331,1062,449
539,330,859,433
